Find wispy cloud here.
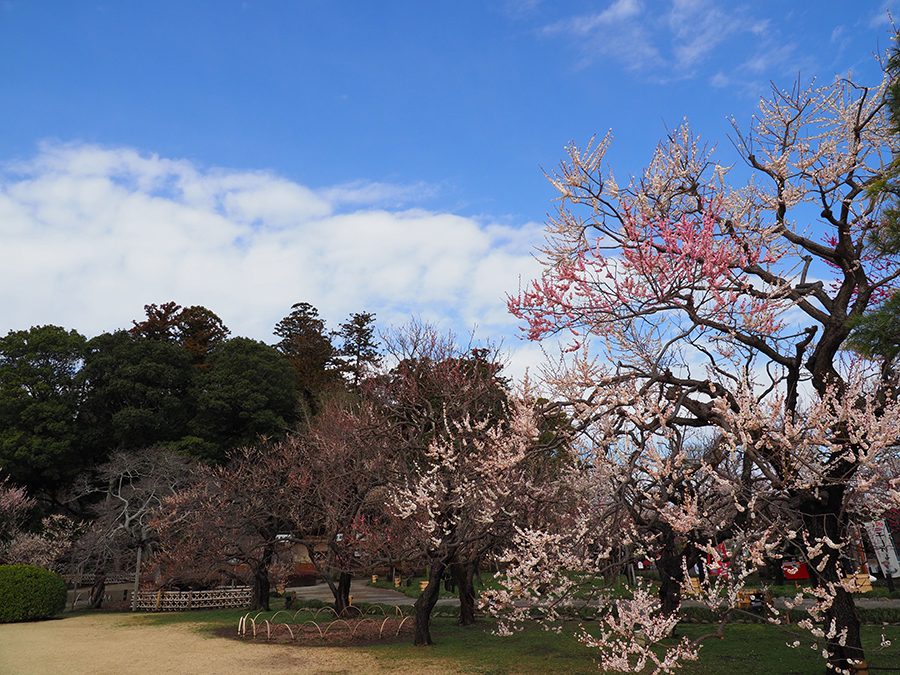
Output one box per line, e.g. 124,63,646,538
666,0,737,71
537,0,873,86
544,0,660,72
868,2,897,28
0,142,545,377
543,0,752,77
319,180,440,209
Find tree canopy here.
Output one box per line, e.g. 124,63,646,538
0,326,89,498
507,65,900,672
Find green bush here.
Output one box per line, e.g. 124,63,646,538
0,565,67,623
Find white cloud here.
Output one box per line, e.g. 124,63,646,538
0,142,545,377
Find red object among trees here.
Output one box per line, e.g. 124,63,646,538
782,562,810,581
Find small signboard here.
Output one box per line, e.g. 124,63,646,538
864,521,900,579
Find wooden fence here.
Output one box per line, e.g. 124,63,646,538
132,587,253,612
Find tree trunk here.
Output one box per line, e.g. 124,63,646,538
413,563,446,646
823,586,865,673
800,488,866,673
89,574,106,610
768,558,785,586
334,571,352,616
452,561,477,626
131,546,143,612
250,566,271,611
655,530,683,616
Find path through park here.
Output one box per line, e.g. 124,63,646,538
0,613,459,675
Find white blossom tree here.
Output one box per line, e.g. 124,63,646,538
393,393,567,646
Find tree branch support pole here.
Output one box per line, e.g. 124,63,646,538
131,545,142,612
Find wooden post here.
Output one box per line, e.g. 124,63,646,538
131,546,142,612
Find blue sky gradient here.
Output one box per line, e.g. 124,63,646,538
1,1,896,375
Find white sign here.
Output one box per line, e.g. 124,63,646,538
864,521,900,579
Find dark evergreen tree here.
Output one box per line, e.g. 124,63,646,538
79,331,195,453
334,312,381,389
0,326,89,501
189,338,300,462
848,37,900,371
273,303,340,412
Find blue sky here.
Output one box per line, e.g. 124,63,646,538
0,1,896,376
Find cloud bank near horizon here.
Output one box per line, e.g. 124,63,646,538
0,142,546,374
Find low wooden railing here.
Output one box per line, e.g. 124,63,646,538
132,586,253,612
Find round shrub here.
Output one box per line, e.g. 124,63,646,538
0,565,67,623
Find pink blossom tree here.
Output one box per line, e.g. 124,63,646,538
508,65,900,673
151,445,300,611
0,477,33,548
284,398,399,615
0,477,76,573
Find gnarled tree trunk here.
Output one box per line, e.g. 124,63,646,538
655,529,684,617
452,561,478,626
250,567,271,611
799,487,865,674
335,571,352,615
89,574,106,610
414,563,446,646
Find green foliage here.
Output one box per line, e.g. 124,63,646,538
867,36,900,254
0,565,67,622
846,290,900,361
856,605,900,624
79,331,195,452
0,325,89,494
189,337,300,461
850,34,900,360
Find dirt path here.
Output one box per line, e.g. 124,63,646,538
0,614,459,675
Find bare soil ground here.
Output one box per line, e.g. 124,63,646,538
0,613,459,675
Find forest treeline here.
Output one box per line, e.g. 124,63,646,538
0,306,557,647
0,301,380,507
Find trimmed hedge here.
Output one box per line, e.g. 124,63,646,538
678,604,900,626
0,565,68,623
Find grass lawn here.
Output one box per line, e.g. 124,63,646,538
126,604,900,675
368,619,900,675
